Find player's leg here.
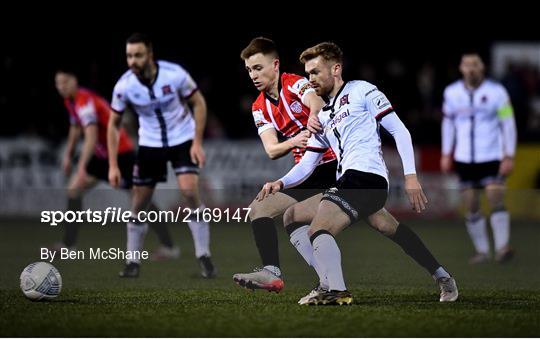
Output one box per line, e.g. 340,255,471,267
248,192,298,272
147,201,180,261
176,172,216,278
365,208,458,302
118,151,178,260
232,192,297,292
119,184,155,278
462,187,490,263
53,168,99,251
282,194,330,300
305,199,352,305
454,161,490,263
119,146,164,278
168,140,215,278
485,181,513,262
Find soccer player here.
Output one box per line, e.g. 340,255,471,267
53,69,179,261
107,33,216,278
257,42,458,305
232,37,337,292
441,52,517,264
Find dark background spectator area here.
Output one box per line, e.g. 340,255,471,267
2,11,539,145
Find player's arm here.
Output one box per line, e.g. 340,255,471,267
62,124,81,175
440,91,455,174
256,149,323,201
497,93,517,176
107,110,123,188
187,90,207,168
75,124,98,184
259,128,309,160
380,113,427,213
304,92,325,133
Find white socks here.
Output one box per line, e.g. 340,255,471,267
490,210,510,252
465,212,489,254
466,210,511,254
432,266,451,280
126,221,148,264
290,225,328,289
264,265,282,277
311,232,346,292
187,205,211,258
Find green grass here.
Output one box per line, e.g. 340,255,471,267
1,218,539,337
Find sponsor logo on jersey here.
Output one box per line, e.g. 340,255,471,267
162,84,173,95
290,100,303,114
298,83,311,97
373,94,390,110
252,109,268,129
328,109,350,130
339,94,349,108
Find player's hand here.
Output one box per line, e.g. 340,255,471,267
404,174,428,213
307,114,323,134
62,154,72,176
440,155,453,174
256,181,283,201
499,156,514,176
289,130,310,148
190,141,206,168
108,165,122,188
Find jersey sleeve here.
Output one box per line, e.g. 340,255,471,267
306,133,330,153
75,98,98,127
362,82,395,121
111,80,127,113
176,65,198,99
252,104,274,135
495,85,514,120
442,87,455,118
286,74,315,106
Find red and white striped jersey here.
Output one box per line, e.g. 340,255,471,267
65,88,133,158
251,72,335,164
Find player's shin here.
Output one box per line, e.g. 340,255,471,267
187,205,211,258
490,208,510,252
251,217,281,276
389,223,451,280
126,220,148,264
286,222,328,288
465,212,490,254
310,230,346,291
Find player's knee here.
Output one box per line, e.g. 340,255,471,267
377,221,398,237
247,200,270,221
282,206,296,227
179,189,199,206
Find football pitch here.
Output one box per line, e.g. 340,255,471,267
1,218,539,337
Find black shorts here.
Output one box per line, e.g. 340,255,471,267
86,152,134,189
321,169,388,223
133,140,199,186
454,161,504,189
282,160,337,202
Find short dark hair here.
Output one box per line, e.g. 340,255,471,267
240,37,279,60
300,42,343,64
126,32,153,51
55,64,78,78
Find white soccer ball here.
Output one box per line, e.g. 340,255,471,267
20,262,62,301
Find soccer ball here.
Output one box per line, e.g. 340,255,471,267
20,262,62,301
